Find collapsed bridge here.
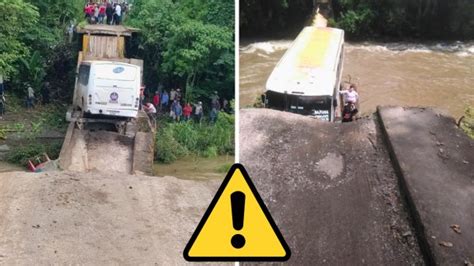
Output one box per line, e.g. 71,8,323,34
57,24,154,175
58,111,154,175
240,106,473,265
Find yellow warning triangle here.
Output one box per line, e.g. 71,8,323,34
183,163,291,261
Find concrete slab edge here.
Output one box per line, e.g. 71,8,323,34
376,106,435,265
57,122,76,170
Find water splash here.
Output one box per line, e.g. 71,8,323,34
240,40,293,54
241,40,474,57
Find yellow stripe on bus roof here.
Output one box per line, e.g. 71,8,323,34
297,28,333,69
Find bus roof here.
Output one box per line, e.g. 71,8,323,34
81,60,139,67
266,27,344,97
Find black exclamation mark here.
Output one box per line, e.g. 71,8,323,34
231,191,246,249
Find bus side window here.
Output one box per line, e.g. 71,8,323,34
79,65,91,86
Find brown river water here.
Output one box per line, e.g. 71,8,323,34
240,40,474,118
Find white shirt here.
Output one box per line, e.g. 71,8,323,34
195,104,203,115
28,86,34,98
340,90,358,103
145,104,156,114
115,5,121,16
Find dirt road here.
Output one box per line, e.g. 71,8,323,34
0,171,219,264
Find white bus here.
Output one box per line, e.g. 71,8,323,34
264,26,344,121
74,61,141,118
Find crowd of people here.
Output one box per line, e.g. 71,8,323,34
141,87,231,124
84,1,129,25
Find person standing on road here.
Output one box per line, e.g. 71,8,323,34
183,103,192,121
106,2,114,25
114,3,122,25
161,90,169,111
84,2,91,21
210,91,221,123
120,2,128,22
139,85,146,110
170,88,176,102
0,74,4,96
174,101,183,122
143,102,157,121
98,3,106,24
176,88,182,102
93,3,99,24
194,101,203,123
170,100,176,120
211,91,219,107
41,81,50,105
26,84,35,109
222,98,229,112
210,106,218,124
0,74,5,119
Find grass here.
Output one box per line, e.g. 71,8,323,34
155,112,235,163
460,107,474,139
216,162,233,173
1,94,68,166
6,141,63,166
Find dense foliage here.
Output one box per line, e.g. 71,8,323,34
240,0,474,40
128,0,234,103
0,0,39,77
3,103,67,166
155,112,235,163
0,0,81,99
1,0,234,103
6,141,63,166
129,0,235,163
1,0,235,166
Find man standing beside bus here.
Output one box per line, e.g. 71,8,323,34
114,3,122,25
340,84,359,105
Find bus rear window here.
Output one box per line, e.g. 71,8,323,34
78,65,90,86
94,64,138,81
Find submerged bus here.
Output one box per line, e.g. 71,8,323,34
263,27,344,121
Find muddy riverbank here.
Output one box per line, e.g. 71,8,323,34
153,155,233,180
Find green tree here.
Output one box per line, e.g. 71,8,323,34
0,0,39,77
128,0,234,103
162,21,233,101
19,51,46,91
